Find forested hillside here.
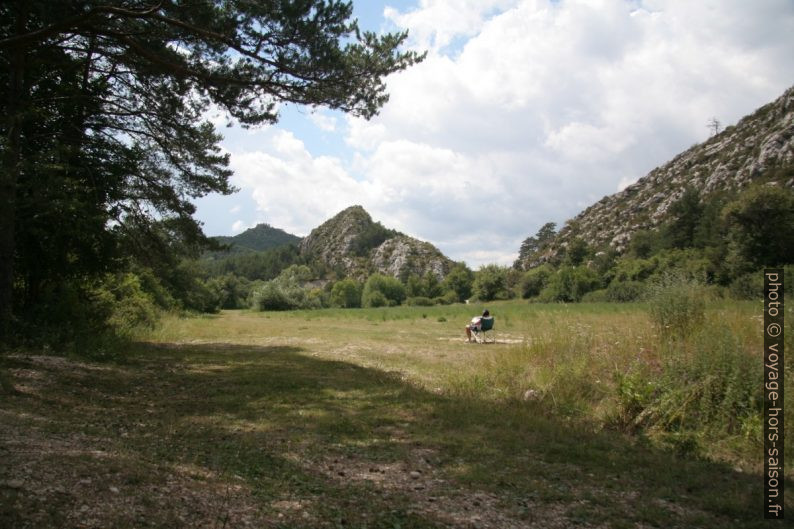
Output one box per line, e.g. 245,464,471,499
517,85,794,265
210,224,300,255
512,85,794,303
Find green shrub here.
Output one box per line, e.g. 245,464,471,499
647,273,706,337
729,272,764,300
251,275,320,311
362,274,406,307
363,290,389,308
651,248,712,283
563,237,590,266
628,229,661,259
442,262,474,302
580,289,608,302
614,369,658,429
519,264,553,298
723,185,794,270
606,280,645,302
330,278,362,308
422,271,443,298
406,296,435,306
472,264,510,301
538,266,600,302
132,265,177,309
307,287,329,308
726,267,792,301
612,257,658,282
405,274,424,297
102,273,160,336
205,273,252,309
251,281,294,311
436,290,459,305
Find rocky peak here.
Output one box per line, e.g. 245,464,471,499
299,206,453,280
299,205,374,260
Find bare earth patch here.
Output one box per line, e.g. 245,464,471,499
0,352,584,528
1,358,270,529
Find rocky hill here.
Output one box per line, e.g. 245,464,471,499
517,84,794,268
299,206,453,280
212,223,300,254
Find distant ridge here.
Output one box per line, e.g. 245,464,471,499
212,223,300,254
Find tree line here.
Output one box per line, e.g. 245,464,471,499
514,182,794,302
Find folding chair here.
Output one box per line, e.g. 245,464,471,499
472,316,495,343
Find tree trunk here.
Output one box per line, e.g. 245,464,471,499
1,3,27,388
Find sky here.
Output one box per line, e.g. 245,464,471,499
194,0,794,269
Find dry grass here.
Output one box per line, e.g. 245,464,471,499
1,300,790,528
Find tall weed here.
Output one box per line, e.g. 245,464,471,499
647,272,706,337
636,324,761,434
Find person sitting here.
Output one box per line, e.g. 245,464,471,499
465,309,490,342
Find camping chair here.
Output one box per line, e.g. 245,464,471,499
472,316,495,343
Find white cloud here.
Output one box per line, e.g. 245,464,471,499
231,220,250,233
617,176,638,192
229,130,368,236
308,111,337,132
385,0,520,52
216,0,794,267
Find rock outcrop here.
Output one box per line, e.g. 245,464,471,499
299,205,374,272
299,206,453,280
369,235,451,280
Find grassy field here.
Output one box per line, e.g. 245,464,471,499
1,300,791,528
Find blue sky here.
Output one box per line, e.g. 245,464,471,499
194,0,794,268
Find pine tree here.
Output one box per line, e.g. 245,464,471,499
0,1,424,340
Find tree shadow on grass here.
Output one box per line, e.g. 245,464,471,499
2,342,791,528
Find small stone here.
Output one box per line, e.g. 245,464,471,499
522,389,540,401
80,505,90,513
6,480,23,489
409,471,421,480
109,486,120,494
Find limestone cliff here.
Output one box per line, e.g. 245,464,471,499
517,85,794,268
299,206,453,279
